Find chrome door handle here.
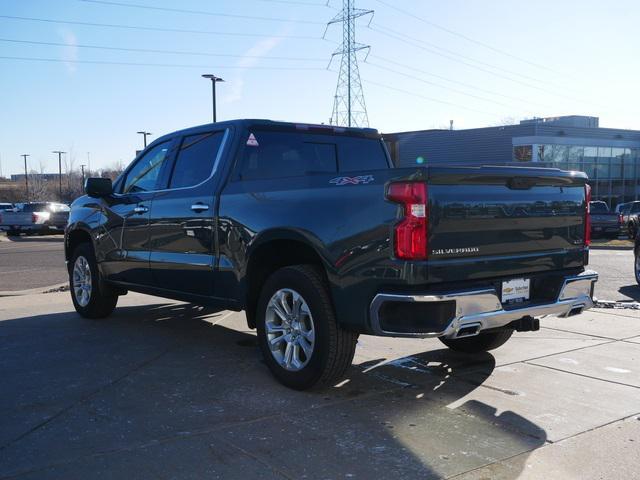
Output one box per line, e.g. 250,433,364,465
190,204,209,212
133,206,148,214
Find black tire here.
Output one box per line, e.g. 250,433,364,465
629,223,637,240
439,329,514,353
6,230,19,237
256,264,358,390
69,242,118,319
635,250,640,286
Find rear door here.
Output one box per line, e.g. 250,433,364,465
147,128,229,297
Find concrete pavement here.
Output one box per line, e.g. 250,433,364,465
1,291,639,479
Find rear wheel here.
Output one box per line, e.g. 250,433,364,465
69,242,118,318
629,222,637,239
256,265,358,390
6,229,19,237
439,329,514,353
635,250,640,286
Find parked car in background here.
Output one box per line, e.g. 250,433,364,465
624,201,640,238
0,203,14,212
65,119,598,390
588,201,623,238
615,202,630,214
0,202,70,236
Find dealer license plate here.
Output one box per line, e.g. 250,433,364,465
502,278,530,304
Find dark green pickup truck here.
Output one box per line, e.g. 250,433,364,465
65,119,598,389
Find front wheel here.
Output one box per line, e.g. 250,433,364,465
439,329,514,353
69,243,118,319
256,265,358,390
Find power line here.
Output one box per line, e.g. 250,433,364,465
0,15,325,40
369,24,565,90
0,38,327,62
371,0,558,74
363,60,526,111
79,0,326,24
362,78,499,118
0,55,331,70
367,24,588,105
253,0,331,6
368,54,553,110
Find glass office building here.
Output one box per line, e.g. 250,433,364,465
385,116,640,208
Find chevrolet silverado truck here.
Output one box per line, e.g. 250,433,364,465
588,201,622,238
65,119,598,389
0,202,70,236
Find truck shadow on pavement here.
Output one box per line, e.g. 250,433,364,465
618,285,640,301
0,301,547,479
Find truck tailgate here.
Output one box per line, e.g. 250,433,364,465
425,166,588,282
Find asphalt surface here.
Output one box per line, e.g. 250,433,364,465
0,234,67,292
1,291,639,479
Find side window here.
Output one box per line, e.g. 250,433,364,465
169,131,224,189
122,141,171,194
337,137,389,172
239,131,337,180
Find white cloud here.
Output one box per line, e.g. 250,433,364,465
222,33,286,104
58,29,78,74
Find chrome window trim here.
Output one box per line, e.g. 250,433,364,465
113,128,230,197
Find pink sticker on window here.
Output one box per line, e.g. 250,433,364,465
246,133,259,147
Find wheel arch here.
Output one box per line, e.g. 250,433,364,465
243,231,332,329
65,227,93,264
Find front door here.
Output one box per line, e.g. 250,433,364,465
148,129,228,297
100,140,174,286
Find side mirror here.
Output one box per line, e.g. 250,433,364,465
85,177,113,197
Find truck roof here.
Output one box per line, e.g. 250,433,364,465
152,119,380,145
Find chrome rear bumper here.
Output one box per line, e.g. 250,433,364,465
369,270,598,338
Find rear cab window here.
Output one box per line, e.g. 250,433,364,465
589,202,608,214
238,129,389,180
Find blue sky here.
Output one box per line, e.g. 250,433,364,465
1,0,638,175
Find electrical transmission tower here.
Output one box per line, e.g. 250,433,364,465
325,0,373,128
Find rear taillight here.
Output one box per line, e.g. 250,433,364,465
584,184,591,246
386,182,428,259
618,213,624,225
32,213,37,224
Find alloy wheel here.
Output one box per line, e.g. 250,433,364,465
265,288,315,371
72,255,92,307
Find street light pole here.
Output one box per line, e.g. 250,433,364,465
52,151,66,202
201,74,224,122
137,131,152,148
21,154,29,201
80,164,86,190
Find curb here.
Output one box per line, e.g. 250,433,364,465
589,245,634,251
0,283,69,297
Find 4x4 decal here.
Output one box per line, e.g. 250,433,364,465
329,175,375,186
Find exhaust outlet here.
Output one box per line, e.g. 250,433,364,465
567,305,584,317
456,323,482,338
